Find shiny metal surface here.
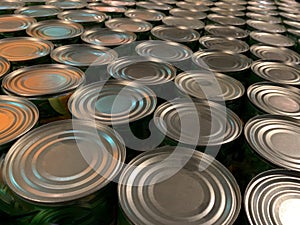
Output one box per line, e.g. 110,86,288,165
124,9,165,21
14,5,62,18
58,9,106,23
250,31,295,47
0,14,36,32
205,25,249,39
105,18,152,33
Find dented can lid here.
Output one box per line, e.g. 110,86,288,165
247,20,286,33
14,5,62,18
207,14,246,26
250,31,295,47
205,25,250,39
46,0,87,9
0,14,36,33
169,8,207,20
105,18,152,33
0,56,10,79
124,9,165,22
3,119,126,204
0,0,25,10
57,9,107,23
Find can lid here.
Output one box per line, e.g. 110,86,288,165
279,6,300,14
244,115,300,171
107,56,176,85
151,25,200,43
81,28,136,46
176,2,210,11
192,50,252,73
287,28,300,38
207,14,246,26
87,3,127,13
124,9,165,21
247,5,278,12
14,5,62,18
185,0,214,6
210,7,245,17
102,0,136,7
250,44,300,63
162,16,205,30
46,0,87,9
105,18,152,33
0,56,10,78
58,9,106,23
246,12,282,23
150,0,178,5
250,31,295,47
0,37,54,62
280,12,300,22
248,0,276,6
136,1,173,11
214,1,246,10
26,19,84,40
169,8,207,20
223,0,247,5
205,25,249,39
51,44,118,67
199,35,249,53
251,60,300,86
118,146,241,225
0,14,36,33
3,119,126,204
175,70,245,101
20,0,46,2
245,169,300,225
247,20,286,33
0,95,38,146
135,40,193,62
2,64,85,98
283,20,300,29
68,80,156,125
0,0,25,10
154,99,243,146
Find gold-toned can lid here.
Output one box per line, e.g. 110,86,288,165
0,14,36,33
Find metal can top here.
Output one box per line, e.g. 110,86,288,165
2,119,126,204
151,25,200,43
51,44,118,67
20,0,46,2
244,169,300,225
150,0,178,5
280,12,300,22
176,2,210,11
57,9,106,23
105,18,152,33
0,37,54,62
118,146,241,225
250,31,295,47
14,5,62,18
175,70,245,102
250,44,300,64
81,28,136,46
199,36,249,53
207,14,246,26
247,20,286,33
192,50,252,73
26,19,84,41
169,8,207,20
135,40,193,62
248,0,276,6
247,5,278,12
46,0,87,9
205,25,250,39
136,1,173,11
287,28,300,39
0,95,39,146
184,0,214,6
154,99,243,146
210,7,245,17
247,82,300,119
102,0,135,7
0,0,25,10
244,115,300,171
283,20,300,29
87,3,127,13
68,80,156,125
0,14,36,33
278,6,300,14
107,56,176,85
214,1,246,10
251,60,300,86
162,16,205,30
223,0,247,5
0,56,10,78
124,9,165,22
246,12,282,23
2,64,85,98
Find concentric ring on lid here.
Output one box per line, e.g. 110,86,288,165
0,37,54,62
46,0,87,9
0,56,10,78
207,14,246,26
0,0,25,10
162,16,205,30
107,56,176,86
105,18,152,33
246,12,282,23
0,95,38,146
57,9,106,23
247,20,286,33
118,146,241,225
169,8,207,20
51,44,118,67
176,2,210,11
244,115,300,171
136,1,173,11
124,9,165,21
205,25,249,39
2,64,85,98
14,5,62,18
68,80,156,125
250,31,295,47
3,119,126,204
26,19,84,40
135,40,193,62
0,14,36,32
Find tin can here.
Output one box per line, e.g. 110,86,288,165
204,25,250,40
214,1,246,11
102,0,136,7
279,5,300,13
118,146,241,225
210,7,245,17
280,12,300,22
124,9,165,26
246,19,286,33
2,64,85,124
246,12,282,23
169,8,207,20
249,31,295,48
223,0,247,5
0,37,54,70
46,0,87,10
185,0,214,7
162,16,205,32
2,119,126,225
136,1,172,14
247,5,278,13
244,169,300,225
207,14,246,27
0,0,25,15
26,19,84,47
22,0,46,6
14,5,62,21
0,95,38,152
176,1,210,12
0,56,10,84
87,3,126,18
283,20,300,30
81,27,137,47
287,28,300,43
149,0,177,5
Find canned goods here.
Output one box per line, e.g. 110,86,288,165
210,7,245,17
0,95,38,152
150,0,177,5
87,3,126,18
22,0,46,6
214,1,246,11
280,12,300,22
287,28,300,43
14,5,62,21
176,2,210,12
199,36,249,53
2,64,85,124
46,0,87,9
118,146,241,225
247,20,286,33
102,0,136,7
223,0,247,5
169,8,207,20
204,25,250,39
207,14,246,27
250,31,295,47
136,1,172,12
185,0,214,6
278,5,300,13
246,12,282,23
81,28,137,47
2,119,126,225
124,9,165,24
0,56,10,82
0,0,25,14
162,16,205,31
283,20,300,29
247,5,278,13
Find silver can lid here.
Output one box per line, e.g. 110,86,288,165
185,0,214,6
105,18,152,33
14,5,62,18
87,3,127,13
102,0,136,7
176,1,210,11
0,95,38,146
0,56,10,78
0,0,25,10
0,14,36,33
246,12,282,23
247,20,286,33
136,1,173,11
3,119,126,204
0,37,53,62
199,35,249,53
169,8,207,20
26,19,84,40
251,60,300,86
214,1,246,10
244,115,300,171
58,9,106,23
207,14,246,26
46,0,87,9
250,31,295,47
162,16,205,30
118,146,241,225
280,12,300,22
210,7,245,17
279,5,300,13
135,40,193,62
205,25,249,39
154,99,243,146
192,50,252,73
68,80,156,125
283,20,300,30
175,70,245,102
124,9,165,22
287,28,300,38
2,64,85,98
247,5,278,12
81,28,136,46
223,0,247,5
